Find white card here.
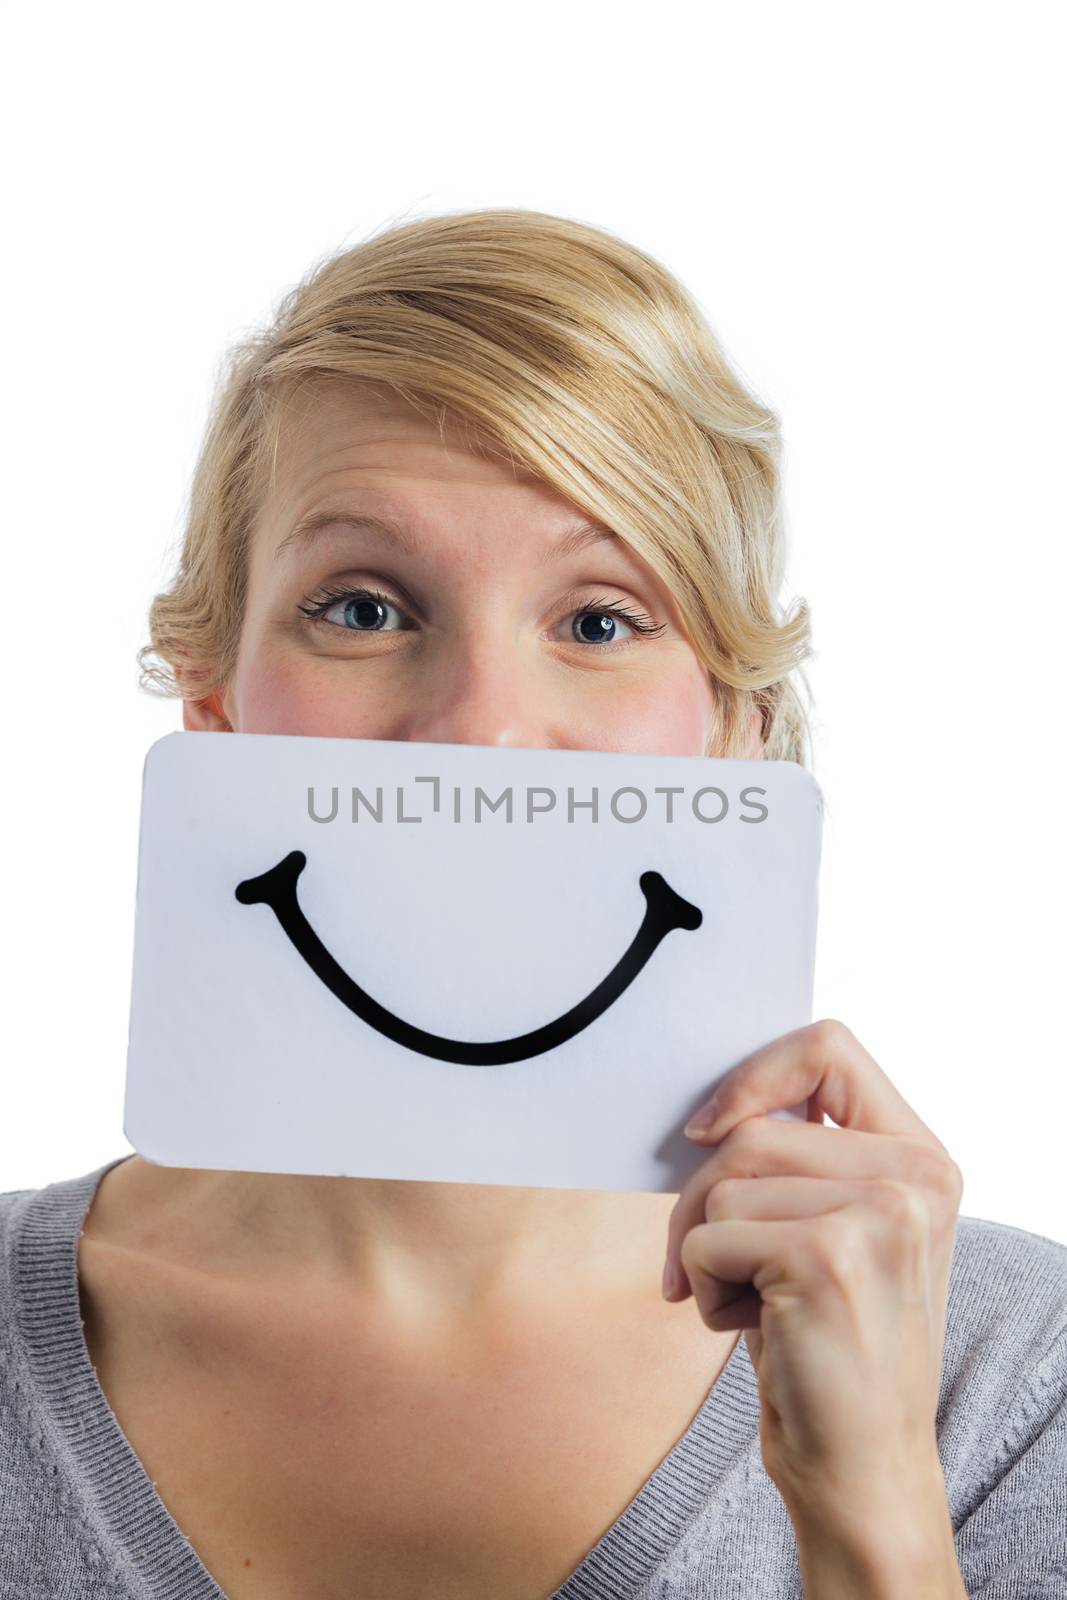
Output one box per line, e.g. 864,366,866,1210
124,732,823,1192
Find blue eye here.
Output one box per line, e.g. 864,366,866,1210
296,586,667,645
568,597,668,645
574,610,630,644
297,587,409,632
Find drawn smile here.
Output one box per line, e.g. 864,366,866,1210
235,851,703,1066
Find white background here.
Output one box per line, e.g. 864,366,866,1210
2,3,1063,1244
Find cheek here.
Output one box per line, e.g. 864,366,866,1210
226,613,719,755
574,659,717,758
228,639,399,739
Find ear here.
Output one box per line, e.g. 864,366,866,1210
178,671,234,732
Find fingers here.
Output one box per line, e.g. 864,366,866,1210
702,1174,884,1224
679,1186,936,1327
664,1118,962,1301
684,1018,938,1145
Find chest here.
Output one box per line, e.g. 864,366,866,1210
78,1246,736,1600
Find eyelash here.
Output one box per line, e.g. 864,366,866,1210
295,584,668,645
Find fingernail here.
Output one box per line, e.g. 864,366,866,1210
684,1098,719,1139
662,1259,681,1299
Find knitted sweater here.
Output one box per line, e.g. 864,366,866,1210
2,1156,1065,1598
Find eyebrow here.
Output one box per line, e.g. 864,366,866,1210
273,509,619,565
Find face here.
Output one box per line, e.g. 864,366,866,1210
184,378,761,760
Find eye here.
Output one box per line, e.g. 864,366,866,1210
559,596,667,648
296,586,410,632
295,585,668,646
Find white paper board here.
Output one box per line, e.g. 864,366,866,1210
124,732,823,1192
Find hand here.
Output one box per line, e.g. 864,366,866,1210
662,1018,964,1525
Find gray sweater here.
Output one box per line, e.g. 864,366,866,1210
2,1156,1065,1598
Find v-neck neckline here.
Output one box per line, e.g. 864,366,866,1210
12,1156,762,1599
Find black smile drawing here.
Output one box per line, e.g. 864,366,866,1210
235,851,703,1066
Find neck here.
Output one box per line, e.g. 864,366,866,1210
94,1156,679,1315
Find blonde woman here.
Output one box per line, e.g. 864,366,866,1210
2,209,1064,1600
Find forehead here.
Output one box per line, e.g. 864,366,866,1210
262,376,542,502
249,376,689,628
253,376,622,580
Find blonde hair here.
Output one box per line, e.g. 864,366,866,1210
139,207,814,765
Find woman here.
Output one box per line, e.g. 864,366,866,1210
1,208,1064,1599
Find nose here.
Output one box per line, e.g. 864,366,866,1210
398,638,555,751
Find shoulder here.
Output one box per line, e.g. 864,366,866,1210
0,1177,38,1332
943,1212,1067,1387
0,1169,81,1282
0,1167,133,1599
0,1161,120,1368
951,1209,1067,1291
938,1212,1067,1578
949,1210,1067,1319
940,1212,1067,1435
0,1177,64,1527
0,1181,36,1450
0,1157,127,1249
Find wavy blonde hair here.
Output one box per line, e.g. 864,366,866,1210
139,207,814,765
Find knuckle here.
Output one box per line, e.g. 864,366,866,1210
810,1209,865,1284
704,1177,743,1221
911,1140,964,1201
871,1178,929,1236
667,1158,714,1236
807,1016,854,1054
928,1155,965,1230
678,1223,709,1277
936,1154,966,1205
666,1199,693,1258
720,1118,761,1169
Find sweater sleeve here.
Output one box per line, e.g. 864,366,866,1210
952,1323,1067,1597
